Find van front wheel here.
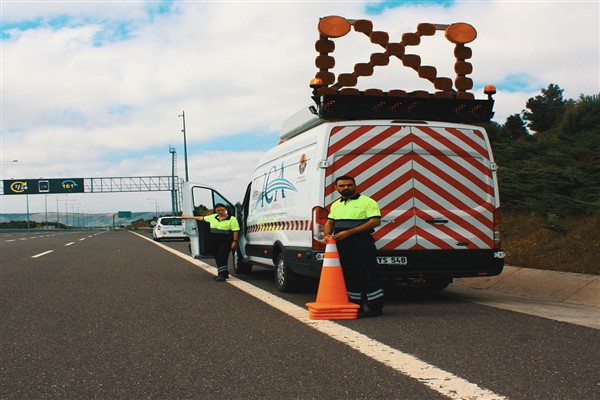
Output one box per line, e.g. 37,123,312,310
232,249,252,275
275,254,298,293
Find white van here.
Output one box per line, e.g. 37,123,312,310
182,99,505,291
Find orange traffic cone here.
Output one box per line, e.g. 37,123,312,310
306,238,360,320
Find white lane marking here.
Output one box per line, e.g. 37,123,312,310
79,238,85,241
31,250,54,258
6,240,16,242
65,242,75,246
132,232,507,400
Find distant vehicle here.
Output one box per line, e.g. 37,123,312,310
152,216,188,242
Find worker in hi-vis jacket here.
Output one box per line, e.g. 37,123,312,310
323,175,384,317
183,203,240,282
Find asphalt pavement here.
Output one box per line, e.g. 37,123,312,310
1,229,598,400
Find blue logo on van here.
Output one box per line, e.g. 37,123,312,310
255,164,297,208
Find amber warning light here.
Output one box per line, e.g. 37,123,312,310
444,22,477,44
318,15,351,38
484,85,497,95
310,78,323,89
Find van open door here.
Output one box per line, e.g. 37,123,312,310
182,182,236,259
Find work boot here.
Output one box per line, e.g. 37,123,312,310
214,274,227,282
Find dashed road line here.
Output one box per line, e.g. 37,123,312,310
31,250,54,258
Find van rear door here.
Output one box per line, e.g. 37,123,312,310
324,124,417,250
324,123,496,253
410,125,495,251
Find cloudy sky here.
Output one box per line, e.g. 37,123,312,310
1,0,598,216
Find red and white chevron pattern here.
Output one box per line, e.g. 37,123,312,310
325,124,495,251
247,220,311,233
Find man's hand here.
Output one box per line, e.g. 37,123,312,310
333,230,353,241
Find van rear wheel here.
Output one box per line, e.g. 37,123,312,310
275,254,299,292
232,249,252,275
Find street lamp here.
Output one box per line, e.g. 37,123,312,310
59,197,76,228
169,146,178,215
147,198,159,218
56,197,60,229
178,111,189,182
44,195,49,228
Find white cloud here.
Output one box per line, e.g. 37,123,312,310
1,1,598,215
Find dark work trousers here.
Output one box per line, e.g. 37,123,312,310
335,232,384,311
212,234,232,277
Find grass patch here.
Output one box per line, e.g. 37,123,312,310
502,211,599,275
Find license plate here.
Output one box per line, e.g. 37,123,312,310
377,256,408,265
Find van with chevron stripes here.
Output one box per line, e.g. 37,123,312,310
183,95,505,292
182,16,505,291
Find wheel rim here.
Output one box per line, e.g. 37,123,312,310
233,251,239,270
276,259,285,287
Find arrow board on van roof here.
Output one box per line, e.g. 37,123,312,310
307,16,496,124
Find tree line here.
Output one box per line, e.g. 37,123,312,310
480,84,599,217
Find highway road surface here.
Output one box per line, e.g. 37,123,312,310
1,229,598,399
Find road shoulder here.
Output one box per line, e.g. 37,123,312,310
450,266,600,330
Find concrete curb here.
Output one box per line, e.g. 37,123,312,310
454,265,600,309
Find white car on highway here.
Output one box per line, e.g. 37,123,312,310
152,216,188,241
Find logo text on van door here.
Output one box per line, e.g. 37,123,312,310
254,163,297,209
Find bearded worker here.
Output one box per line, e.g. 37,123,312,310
323,175,384,317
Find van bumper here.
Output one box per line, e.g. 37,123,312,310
285,248,504,280
378,249,504,279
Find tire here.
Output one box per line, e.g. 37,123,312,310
232,249,252,275
275,253,299,293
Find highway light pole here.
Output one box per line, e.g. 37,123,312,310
169,146,178,215
56,197,60,228
178,111,189,182
147,198,159,218
44,195,49,228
